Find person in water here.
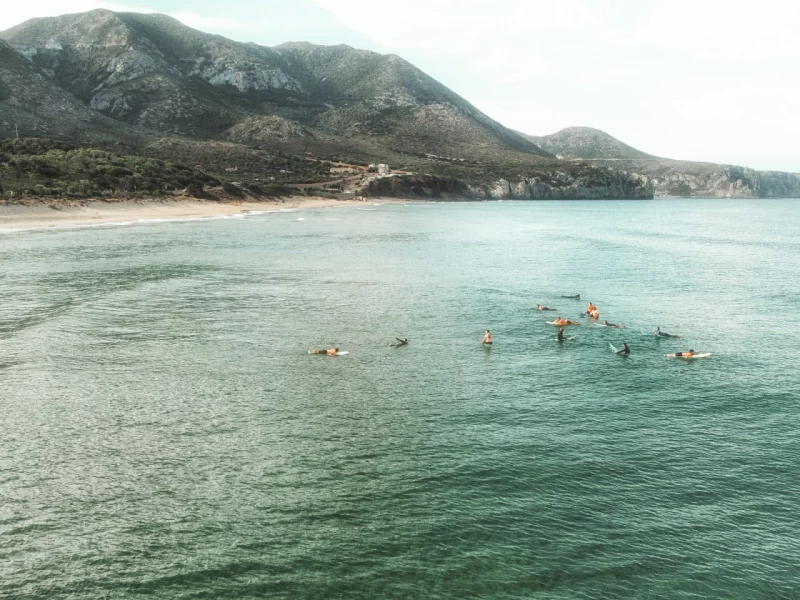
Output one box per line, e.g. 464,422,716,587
675,349,695,358
557,327,565,341
310,347,339,355
653,326,680,338
562,294,580,300
621,342,630,354
392,337,409,347
603,319,622,328
482,330,493,345
537,304,556,311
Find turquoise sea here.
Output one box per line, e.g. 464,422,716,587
2,199,799,598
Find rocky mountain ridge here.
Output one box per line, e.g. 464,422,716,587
1,10,549,163
1,10,796,201
519,126,654,160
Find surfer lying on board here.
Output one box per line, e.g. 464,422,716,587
482,330,493,345
553,317,578,326
674,349,695,358
537,304,557,311
309,347,339,355
603,320,624,328
561,294,580,299
653,326,680,338
391,338,409,347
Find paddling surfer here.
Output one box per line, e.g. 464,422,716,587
537,304,556,311
391,337,409,347
310,347,339,356
653,326,680,338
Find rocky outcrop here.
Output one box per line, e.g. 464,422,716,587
366,170,654,200
471,170,653,200
617,163,800,198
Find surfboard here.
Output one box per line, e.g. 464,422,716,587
609,343,619,353
664,353,711,359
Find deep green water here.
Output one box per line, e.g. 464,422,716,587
2,199,799,599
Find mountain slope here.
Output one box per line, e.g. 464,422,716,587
520,126,654,160
0,38,128,143
1,11,551,162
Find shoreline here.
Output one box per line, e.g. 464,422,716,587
0,196,399,231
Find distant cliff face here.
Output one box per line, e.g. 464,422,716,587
520,127,654,160
581,160,800,198
366,170,653,200
521,126,800,199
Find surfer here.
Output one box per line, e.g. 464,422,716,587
553,317,578,325
562,294,580,300
653,326,680,338
621,342,630,354
557,328,565,342
391,337,409,347
310,347,339,356
583,302,596,317
603,319,623,328
482,330,493,345
675,349,695,358
537,304,556,311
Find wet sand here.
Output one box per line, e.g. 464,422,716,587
0,196,396,231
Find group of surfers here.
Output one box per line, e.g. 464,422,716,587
547,299,692,357
309,297,698,357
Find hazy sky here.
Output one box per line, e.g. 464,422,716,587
3,0,799,172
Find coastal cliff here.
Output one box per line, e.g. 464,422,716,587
587,161,800,199
366,170,653,200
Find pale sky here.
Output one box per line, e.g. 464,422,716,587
2,0,799,172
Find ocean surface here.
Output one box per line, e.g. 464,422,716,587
2,198,799,599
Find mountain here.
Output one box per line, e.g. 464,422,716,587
519,126,654,160
0,10,550,164
0,38,129,143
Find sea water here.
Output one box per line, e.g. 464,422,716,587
1,199,799,598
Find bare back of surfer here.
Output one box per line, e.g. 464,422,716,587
482,330,492,345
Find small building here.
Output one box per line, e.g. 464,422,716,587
377,164,390,176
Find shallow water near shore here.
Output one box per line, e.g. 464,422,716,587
2,198,799,598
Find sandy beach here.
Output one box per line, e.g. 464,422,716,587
0,196,398,231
